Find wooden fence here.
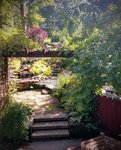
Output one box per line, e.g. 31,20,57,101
98,96,121,137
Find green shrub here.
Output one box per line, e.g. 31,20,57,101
30,59,52,76
54,71,98,126
1,94,12,109
53,71,77,100
9,58,21,72
58,72,73,87
0,102,32,143
0,28,41,54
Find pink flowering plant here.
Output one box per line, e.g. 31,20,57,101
27,27,48,44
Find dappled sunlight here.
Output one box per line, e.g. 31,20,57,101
12,90,61,114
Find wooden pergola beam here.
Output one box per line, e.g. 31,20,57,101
4,50,73,58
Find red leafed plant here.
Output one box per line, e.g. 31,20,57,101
27,27,48,43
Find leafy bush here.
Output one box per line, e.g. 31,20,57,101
54,70,98,126
27,27,48,43
53,71,77,100
51,28,72,48
1,94,13,109
0,102,32,143
9,58,21,72
30,59,52,76
57,23,121,129
58,71,75,87
0,27,41,54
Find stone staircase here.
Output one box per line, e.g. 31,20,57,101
51,62,61,77
31,113,70,141
52,69,61,77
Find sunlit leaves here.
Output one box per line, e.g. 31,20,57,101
30,59,52,76
0,27,41,54
9,58,21,72
29,6,45,27
0,0,13,27
57,1,121,124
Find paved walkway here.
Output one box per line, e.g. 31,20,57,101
12,90,62,114
1,139,81,150
12,76,59,113
9,80,82,150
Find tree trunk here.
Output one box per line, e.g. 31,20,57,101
27,0,31,30
20,0,26,31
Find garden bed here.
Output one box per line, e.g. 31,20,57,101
69,123,100,139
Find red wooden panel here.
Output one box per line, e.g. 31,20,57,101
98,96,121,137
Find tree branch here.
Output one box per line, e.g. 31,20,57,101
6,0,20,9
29,0,52,8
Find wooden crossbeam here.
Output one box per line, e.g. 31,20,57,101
3,50,73,58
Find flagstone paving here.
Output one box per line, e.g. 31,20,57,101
12,90,61,114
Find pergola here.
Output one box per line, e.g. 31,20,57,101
0,50,73,105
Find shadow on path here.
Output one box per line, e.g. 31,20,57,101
2,139,81,150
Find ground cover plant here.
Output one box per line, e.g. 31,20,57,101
0,101,32,143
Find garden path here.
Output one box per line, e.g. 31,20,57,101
7,77,82,150
12,77,62,114
1,139,81,150
13,90,61,114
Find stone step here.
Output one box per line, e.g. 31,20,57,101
32,129,70,140
52,71,60,73
34,113,68,122
52,70,61,72
52,73,58,76
32,121,69,130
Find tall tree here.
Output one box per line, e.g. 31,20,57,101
0,0,53,30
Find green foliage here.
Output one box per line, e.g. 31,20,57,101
44,38,51,44
0,0,54,29
67,24,121,94
0,102,32,143
0,0,13,28
29,5,45,27
49,57,62,63
30,59,52,76
31,0,54,9
0,0,53,55
9,58,21,72
58,25,120,125
54,71,98,125
0,27,41,54
58,71,76,88
8,80,18,94
8,58,20,93
56,1,121,127
51,28,72,49
51,21,84,51
53,71,77,100
1,94,13,109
